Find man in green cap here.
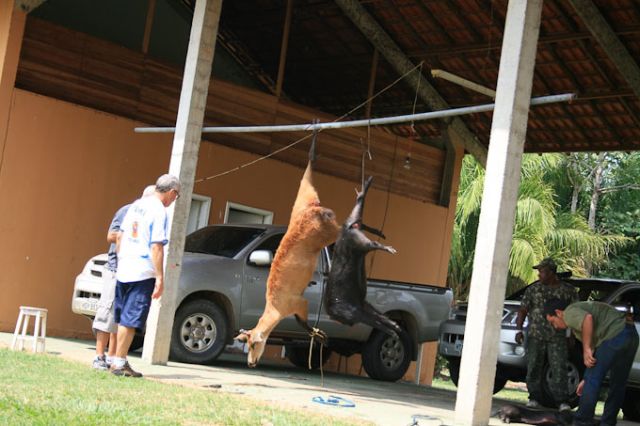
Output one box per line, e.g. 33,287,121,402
515,257,577,410
545,298,638,425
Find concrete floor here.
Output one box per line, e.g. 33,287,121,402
1,332,638,426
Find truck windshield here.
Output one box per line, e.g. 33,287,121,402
185,226,264,258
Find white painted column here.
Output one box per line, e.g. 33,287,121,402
454,1,542,425
142,0,223,365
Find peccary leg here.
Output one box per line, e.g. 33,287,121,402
353,302,402,338
360,223,386,239
344,177,373,228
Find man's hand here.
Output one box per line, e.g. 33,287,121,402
515,331,524,344
576,379,585,396
583,347,596,368
152,277,164,299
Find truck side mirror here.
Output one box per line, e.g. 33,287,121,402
249,250,273,266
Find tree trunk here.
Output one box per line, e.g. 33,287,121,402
588,152,606,231
569,154,581,214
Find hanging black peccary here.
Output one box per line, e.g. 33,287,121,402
324,175,402,337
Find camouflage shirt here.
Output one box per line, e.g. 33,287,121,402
521,281,578,340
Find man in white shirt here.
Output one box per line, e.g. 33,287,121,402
110,174,180,377
92,185,155,371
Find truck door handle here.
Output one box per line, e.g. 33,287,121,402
308,281,317,287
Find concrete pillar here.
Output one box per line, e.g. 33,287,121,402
142,0,223,365
0,0,26,171
454,1,543,425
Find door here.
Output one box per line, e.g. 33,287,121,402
239,233,327,336
225,202,273,224
239,233,283,330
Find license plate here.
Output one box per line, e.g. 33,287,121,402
82,299,99,312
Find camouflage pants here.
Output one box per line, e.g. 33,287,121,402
526,335,569,404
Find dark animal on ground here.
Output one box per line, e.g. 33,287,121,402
324,175,401,337
497,404,573,425
235,132,340,368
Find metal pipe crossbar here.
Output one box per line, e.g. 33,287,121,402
135,93,575,134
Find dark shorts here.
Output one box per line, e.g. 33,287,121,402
114,278,155,331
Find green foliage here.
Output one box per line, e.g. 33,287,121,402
448,153,630,301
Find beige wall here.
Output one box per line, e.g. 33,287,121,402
0,89,461,383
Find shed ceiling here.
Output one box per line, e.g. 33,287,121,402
208,0,640,154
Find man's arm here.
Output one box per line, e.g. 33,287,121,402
150,243,164,299
107,230,119,243
581,314,596,368
115,233,123,253
515,307,528,344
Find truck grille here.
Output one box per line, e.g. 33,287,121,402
78,291,100,299
442,333,464,344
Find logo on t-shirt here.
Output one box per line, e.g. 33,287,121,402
132,221,139,239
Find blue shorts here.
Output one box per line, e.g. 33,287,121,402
114,278,155,331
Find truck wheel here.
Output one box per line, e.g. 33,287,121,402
361,328,412,382
285,343,333,370
170,300,228,364
129,334,145,352
540,358,583,408
623,389,640,421
446,357,507,394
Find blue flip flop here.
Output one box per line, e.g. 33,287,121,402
311,395,355,408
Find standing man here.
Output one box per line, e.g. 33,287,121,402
110,174,180,377
92,185,155,370
545,298,638,426
515,258,577,410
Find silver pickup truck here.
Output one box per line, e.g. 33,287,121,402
72,224,453,381
438,276,640,420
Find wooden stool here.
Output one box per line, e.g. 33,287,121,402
11,306,47,353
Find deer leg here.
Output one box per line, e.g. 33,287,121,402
291,296,327,343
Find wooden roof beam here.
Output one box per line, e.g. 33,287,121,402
334,0,488,167
568,0,640,101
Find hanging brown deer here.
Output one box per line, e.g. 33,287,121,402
235,129,340,367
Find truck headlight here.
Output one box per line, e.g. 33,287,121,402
514,345,525,356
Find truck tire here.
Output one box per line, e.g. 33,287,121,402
129,334,145,352
170,300,228,365
540,357,583,408
361,328,412,382
623,388,640,421
446,357,507,394
285,343,333,370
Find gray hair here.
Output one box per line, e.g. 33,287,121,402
155,174,180,193
142,185,156,197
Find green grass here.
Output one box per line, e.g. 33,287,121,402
0,349,366,426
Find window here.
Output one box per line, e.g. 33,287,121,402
187,194,211,234
185,226,264,258
255,234,284,255
224,202,273,225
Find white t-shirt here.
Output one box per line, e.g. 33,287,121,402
116,195,168,283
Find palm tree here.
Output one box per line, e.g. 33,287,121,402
448,154,628,300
